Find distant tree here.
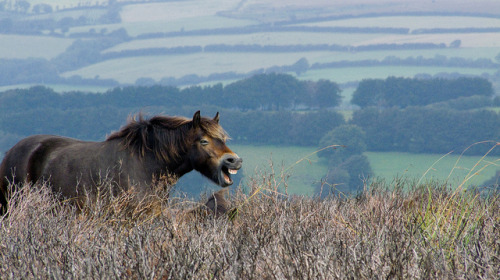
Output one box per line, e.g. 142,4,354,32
318,124,367,165
15,0,30,13
313,79,342,108
291,57,309,76
352,76,494,108
341,154,372,189
223,73,306,110
315,168,350,198
0,18,13,33
449,39,461,48
32,3,52,14
135,77,156,86
316,154,372,197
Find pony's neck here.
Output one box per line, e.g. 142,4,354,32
146,142,193,182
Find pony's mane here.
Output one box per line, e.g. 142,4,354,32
106,114,228,162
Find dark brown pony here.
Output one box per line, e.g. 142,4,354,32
0,111,242,213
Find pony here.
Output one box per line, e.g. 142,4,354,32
0,111,242,213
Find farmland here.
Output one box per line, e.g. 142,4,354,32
223,145,499,195
0,0,499,93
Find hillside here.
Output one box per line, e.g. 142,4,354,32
0,0,499,95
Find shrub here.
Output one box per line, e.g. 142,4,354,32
0,175,498,279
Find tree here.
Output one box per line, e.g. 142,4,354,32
449,39,461,48
291,57,309,76
32,3,52,14
315,168,350,198
318,124,367,164
341,155,373,189
316,154,373,197
15,0,30,13
313,79,342,108
223,73,306,110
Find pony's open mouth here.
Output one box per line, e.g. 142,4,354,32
221,166,238,186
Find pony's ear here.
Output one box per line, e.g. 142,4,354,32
213,112,220,123
192,111,201,128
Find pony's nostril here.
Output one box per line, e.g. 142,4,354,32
223,155,242,167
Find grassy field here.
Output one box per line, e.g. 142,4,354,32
299,16,500,31
366,151,500,188
0,35,73,59
300,66,495,84
63,51,334,82
231,145,499,195
231,145,327,195
0,84,112,93
120,1,237,23
353,33,500,48
103,33,382,52
63,53,496,85
239,0,500,18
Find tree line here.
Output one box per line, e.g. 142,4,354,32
1,74,499,193
0,74,343,150
0,74,342,113
350,106,500,156
1,75,497,155
352,76,494,108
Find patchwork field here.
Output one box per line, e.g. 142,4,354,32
2,0,498,91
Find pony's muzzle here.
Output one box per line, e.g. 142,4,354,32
219,154,243,187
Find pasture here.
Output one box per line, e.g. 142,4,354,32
231,145,499,195
0,35,73,59
0,83,110,93
62,53,496,85
300,66,495,85
62,52,334,82
103,32,383,52
298,16,500,31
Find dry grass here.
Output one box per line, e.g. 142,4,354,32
0,172,498,279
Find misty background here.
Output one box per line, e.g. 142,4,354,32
0,0,499,196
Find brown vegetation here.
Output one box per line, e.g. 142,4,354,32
0,173,498,279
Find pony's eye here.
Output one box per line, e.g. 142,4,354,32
200,139,209,146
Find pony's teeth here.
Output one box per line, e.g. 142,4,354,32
229,169,237,175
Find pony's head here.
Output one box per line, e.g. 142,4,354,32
186,111,242,187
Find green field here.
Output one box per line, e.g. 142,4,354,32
366,151,499,188
69,16,258,37
103,33,382,52
63,51,334,82
231,145,499,195
300,66,495,84
63,52,496,85
299,16,500,31
0,84,112,93
0,35,73,59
